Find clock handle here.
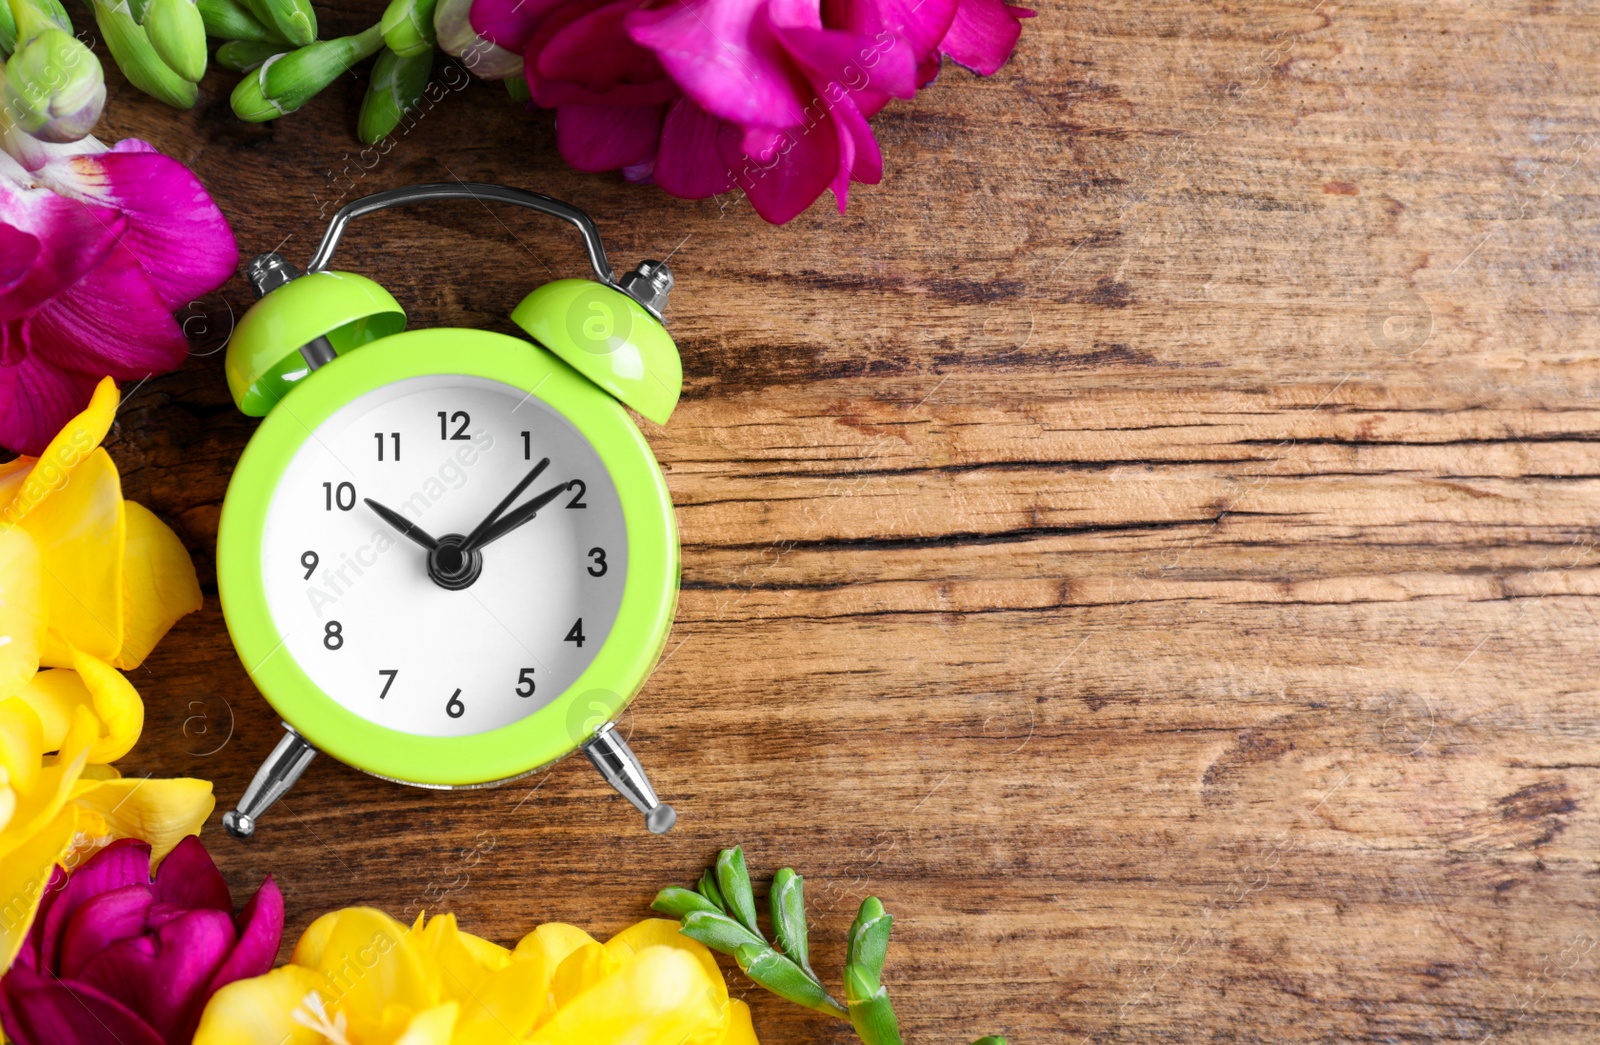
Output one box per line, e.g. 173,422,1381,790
583,722,677,834
222,726,318,839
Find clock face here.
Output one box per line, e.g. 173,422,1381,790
260,373,628,737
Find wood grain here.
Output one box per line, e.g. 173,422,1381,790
83,0,1600,1040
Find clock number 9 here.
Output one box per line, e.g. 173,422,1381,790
437,411,470,440
324,621,343,650
515,668,536,697
322,482,355,511
446,689,465,719
301,550,319,580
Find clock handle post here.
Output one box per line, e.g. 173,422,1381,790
222,726,318,839
583,722,677,834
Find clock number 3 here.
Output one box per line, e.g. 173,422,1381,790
446,689,465,719
586,547,607,576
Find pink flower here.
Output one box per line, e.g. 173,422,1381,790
0,836,283,1045
0,139,237,456
470,0,1030,223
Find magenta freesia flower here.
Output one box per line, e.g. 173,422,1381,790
0,138,237,456
0,836,283,1045
469,0,1032,223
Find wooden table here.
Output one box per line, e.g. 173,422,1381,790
99,0,1600,1040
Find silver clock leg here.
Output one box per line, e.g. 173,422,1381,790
222,726,318,839
583,722,676,834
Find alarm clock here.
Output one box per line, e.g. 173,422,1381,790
216,184,681,837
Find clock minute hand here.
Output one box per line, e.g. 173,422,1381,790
461,457,550,550
464,481,575,552
364,498,440,551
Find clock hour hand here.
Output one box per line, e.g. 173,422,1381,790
461,457,549,550
364,498,439,551
463,481,575,552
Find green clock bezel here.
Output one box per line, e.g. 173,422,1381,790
217,328,679,787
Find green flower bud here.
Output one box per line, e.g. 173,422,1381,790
232,24,381,122
504,73,529,103
215,37,281,71
378,0,436,58
0,3,19,54
91,0,197,108
10,0,72,42
2,27,104,141
142,0,205,81
769,868,815,979
735,944,848,1018
243,0,314,47
847,896,892,981
696,868,727,913
844,963,904,1045
677,910,766,956
195,0,286,43
715,846,761,937
357,46,428,144
650,886,723,920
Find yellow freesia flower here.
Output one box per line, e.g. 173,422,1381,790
195,910,761,1045
0,378,214,974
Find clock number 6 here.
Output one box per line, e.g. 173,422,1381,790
515,668,536,697
446,689,465,719
324,620,343,650
586,547,607,577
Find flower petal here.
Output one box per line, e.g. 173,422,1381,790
18,445,125,662
58,882,155,979
76,907,236,1040
70,775,214,864
0,350,102,457
39,142,238,312
21,240,190,380
526,945,725,1045
655,99,736,199
38,836,152,974
6,375,117,522
556,103,666,172
938,0,1028,75
153,833,233,913
0,526,45,699
0,177,123,325
64,645,144,763
724,118,841,224
394,1001,459,1045
114,500,203,670
822,0,958,65
628,0,809,127
203,874,283,997
192,965,330,1045
0,806,75,974
470,0,567,52
0,962,165,1045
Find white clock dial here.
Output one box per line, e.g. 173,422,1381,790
260,374,627,737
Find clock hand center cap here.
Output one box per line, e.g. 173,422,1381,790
426,534,483,591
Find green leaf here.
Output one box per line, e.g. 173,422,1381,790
735,944,848,1018
716,846,761,937
844,963,904,1045
651,886,723,920
969,1038,1008,1045
678,910,766,956
847,896,893,981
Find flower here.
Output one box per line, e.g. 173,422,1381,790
196,910,760,1045
0,378,213,974
0,835,284,1045
468,0,1031,223
0,136,237,456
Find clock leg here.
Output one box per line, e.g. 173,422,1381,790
222,726,319,839
582,722,677,834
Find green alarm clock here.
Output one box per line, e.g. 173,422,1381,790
216,184,681,838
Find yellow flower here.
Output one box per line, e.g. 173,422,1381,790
0,377,214,973
195,911,761,1045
